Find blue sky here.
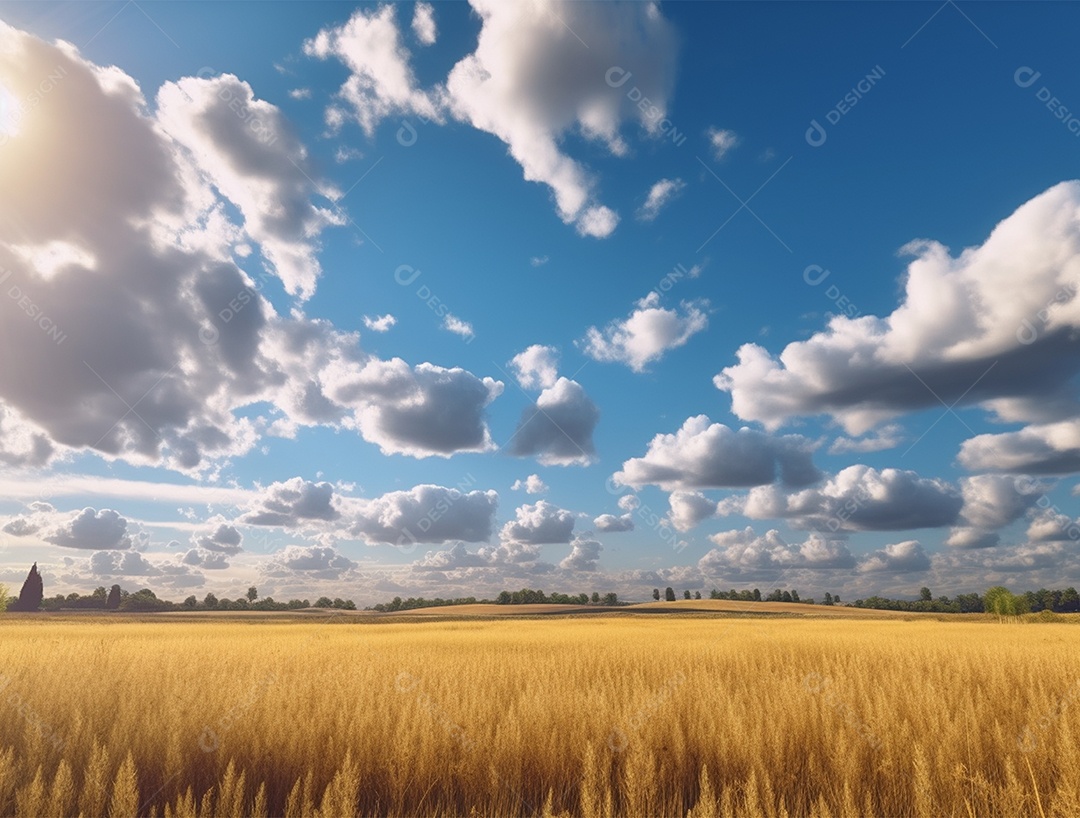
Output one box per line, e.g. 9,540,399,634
2,0,1080,604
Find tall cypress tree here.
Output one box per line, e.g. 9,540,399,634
10,563,43,612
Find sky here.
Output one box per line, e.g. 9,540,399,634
1,0,1080,606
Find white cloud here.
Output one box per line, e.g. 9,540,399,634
509,345,560,390
508,378,599,466
716,182,1080,440
45,508,133,551
706,127,738,160
958,420,1080,474
512,474,549,494
193,521,244,554
501,500,575,544
581,292,708,372
615,415,820,491
857,540,931,573
303,4,444,137
262,544,357,581
530,255,549,267
411,2,437,46
288,88,312,100
666,491,719,532
560,537,602,571
699,527,855,579
442,314,475,341
637,177,685,221
828,424,905,454
156,73,345,300
363,314,396,332
445,0,678,237
0,25,504,473
242,478,340,527
728,465,962,533
346,484,499,545
593,513,633,533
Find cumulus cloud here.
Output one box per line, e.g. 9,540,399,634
615,416,820,492
45,508,133,551
411,540,552,575
501,500,575,544
856,540,931,573
728,465,962,533
581,293,708,372
939,475,1043,550
193,522,244,554
716,183,1080,442
363,314,396,332
828,424,905,455
593,513,634,533
444,0,677,237
181,548,230,570
242,478,340,527
637,178,685,221
707,127,738,160
262,544,357,580
329,360,504,458
560,537,602,571
411,2,437,46
958,420,1080,474
1027,510,1080,542
512,474,549,494
510,345,560,390
508,378,599,466
90,549,159,576
666,491,719,532
346,484,499,545
156,72,344,300
699,527,855,579
303,4,444,136
0,25,504,473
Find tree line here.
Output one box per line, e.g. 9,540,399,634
0,566,355,613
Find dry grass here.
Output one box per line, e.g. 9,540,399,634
0,614,1078,817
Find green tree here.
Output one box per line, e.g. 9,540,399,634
664,587,676,602
823,592,834,606
752,588,762,602
202,592,217,610
602,592,618,606
920,587,933,602
315,597,334,608
183,595,197,608
591,592,601,604
694,591,702,600
246,586,258,602
781,591,793,603
984,586,1029,621
652,588,660,601
791,590,800,603
0,583,8,612
683,590,692,600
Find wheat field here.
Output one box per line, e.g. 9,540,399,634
0,614,1078,817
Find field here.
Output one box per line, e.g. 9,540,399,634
1,613,1079,817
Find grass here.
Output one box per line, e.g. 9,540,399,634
0,614,1078,816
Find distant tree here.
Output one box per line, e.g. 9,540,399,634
315,597,334,608
683,590,692,600
694,591,702,600
781,591,793,603
823,592,834,606
0,583,8,612
833,594,841,603
9,563,44,612
246,586,258,602
752,588,762,602
767,589,783,602
652,588,660,601
107,585,122,610
183,595,197,608
591,592,601,604
496,591,512,604
602,592,618,606
664,587,676,602
92,586,107,601
791,590,800,603
985,586,1029,621
202,592,218,610
920,587,933,602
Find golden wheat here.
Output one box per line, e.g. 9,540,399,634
0,614,1077,817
